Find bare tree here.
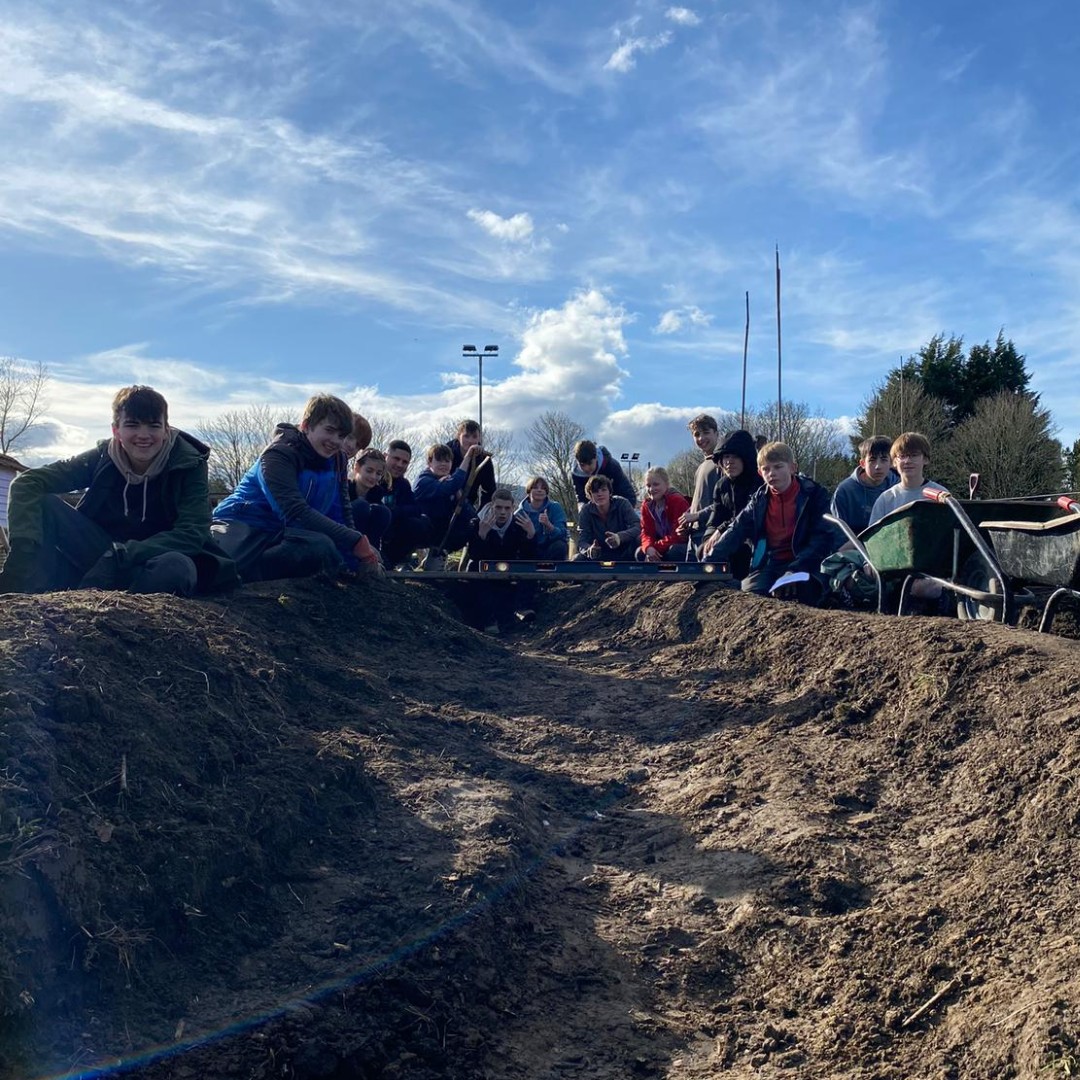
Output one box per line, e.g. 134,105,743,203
665,449,700,498
945,392,1062,498
196,405,293,493
0,357,49,454
855,377,952,450
422,418,520,487
523,410,586,518
746,399,849,485
363,414,403,451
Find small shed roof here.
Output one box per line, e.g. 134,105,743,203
0,454,28,473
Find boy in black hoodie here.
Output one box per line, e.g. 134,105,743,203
700,430,762,573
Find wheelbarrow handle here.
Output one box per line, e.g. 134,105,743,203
1057,495,1080,515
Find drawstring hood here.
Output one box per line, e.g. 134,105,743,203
108,427,178,522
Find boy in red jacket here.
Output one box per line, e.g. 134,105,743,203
638,466,690,562
706,442,841,604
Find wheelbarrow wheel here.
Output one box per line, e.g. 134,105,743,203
956,553,1008,623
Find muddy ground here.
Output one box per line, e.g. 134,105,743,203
1,575,1079,1080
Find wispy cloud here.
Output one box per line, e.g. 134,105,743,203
665,7,701,27
689,9,931,207
655,305,712,334
604,31,673,74
467,209,535,243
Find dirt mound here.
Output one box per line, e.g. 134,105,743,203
1,577,1079,1078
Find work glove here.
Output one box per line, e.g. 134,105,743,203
78,543,134,591
352,535,384,576
0,540,47,594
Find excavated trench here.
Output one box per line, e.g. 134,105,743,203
1,576,1079,1079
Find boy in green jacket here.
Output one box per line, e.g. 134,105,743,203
0,385,233,596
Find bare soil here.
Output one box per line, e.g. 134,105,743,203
1,575,1079,1079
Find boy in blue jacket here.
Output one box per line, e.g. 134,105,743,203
518,476,569,560
413,441,482,569
212,394,381,582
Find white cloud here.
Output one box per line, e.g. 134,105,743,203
19,290,632,464
655,305,712,334
439,371,477,388
656,310,684,334
466,208,535,243
604,31,673,74
600,402,733,470
665,7,701,27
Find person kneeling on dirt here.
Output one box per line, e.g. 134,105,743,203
518,476,569,561
348,448,392,553
378,439,432,570
638,466,690,562
0,385,235,597
867,431,948,610
705,441,841,606
211,394,382,583
413,442,481,570
463,487,537,634
700,429,763,575
574,475,639,562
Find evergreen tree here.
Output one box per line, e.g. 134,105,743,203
865,331,1033,433
1063,437,1080,493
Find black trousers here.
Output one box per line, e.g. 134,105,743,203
211,521,342,583
34,496,197,595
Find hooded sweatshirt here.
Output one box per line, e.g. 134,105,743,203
571,446,637,510
831,465,901,535
8,430,226,574
705,430,763,536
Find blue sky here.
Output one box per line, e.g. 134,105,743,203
1,0,1078,470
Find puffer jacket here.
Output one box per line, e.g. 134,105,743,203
213,424,361,552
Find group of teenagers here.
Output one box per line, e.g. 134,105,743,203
0,386,946,627
564,414,942,609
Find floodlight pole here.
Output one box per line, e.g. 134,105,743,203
462,344,499,432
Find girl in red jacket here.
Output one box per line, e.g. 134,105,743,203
638,467,691,562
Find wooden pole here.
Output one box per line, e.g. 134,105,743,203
899,356,904,433
775,246,783,441
741,291,750,430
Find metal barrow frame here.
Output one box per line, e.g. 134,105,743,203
976,496,1080,632
826,492,1015,621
